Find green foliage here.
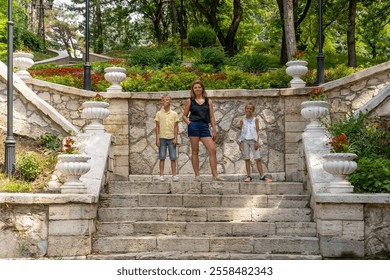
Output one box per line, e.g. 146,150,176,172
127,46,180,68
325,113,390,193
0,176,32,193
16,152,42,182
194,47,226,71
349,157,390,193
188,26,216,48
37,132,62,152
229,53,270,73
326,113,389,158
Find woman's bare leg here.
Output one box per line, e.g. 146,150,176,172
189,136,200,176
200,137,218,177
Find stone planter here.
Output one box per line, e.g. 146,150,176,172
323,153,358,193
13,52,34,79
82,101,110,133
286,60,308,88
57,154,91,194
301,100,329,133
104,66,126,93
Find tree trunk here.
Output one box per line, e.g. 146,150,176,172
283,0,296,60
93,0,104,54
170,0,178,37
347,0,357,67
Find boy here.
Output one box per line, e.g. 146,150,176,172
238,102,272,182
155,94,179,182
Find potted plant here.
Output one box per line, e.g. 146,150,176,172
322,133,358,193
56,136,91,194
301,87,329,133
82,93,110,134
286,51,308,88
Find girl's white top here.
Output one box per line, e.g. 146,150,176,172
240,117,258,142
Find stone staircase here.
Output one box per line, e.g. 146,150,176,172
88,177,321,260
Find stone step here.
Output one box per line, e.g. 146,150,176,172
96,221,317,237
97,207,312,222
92,236,320,255
88,251,322,260
99,194,310,208
107,181,305,195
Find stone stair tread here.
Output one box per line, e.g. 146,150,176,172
96,220,317,237
99,193,310,208
92,235,320,255
87,252,322,260
107,181,305,195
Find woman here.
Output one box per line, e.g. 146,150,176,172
183,80,224,181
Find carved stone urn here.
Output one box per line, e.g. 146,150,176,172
57,154,91,194
82,101,110,134
323,153,358,193
104,66,126,93
301,100,329,133
13,52,34,79
286,60,308,88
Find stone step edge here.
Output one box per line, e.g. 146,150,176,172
87,252,322,260
93,235,319,241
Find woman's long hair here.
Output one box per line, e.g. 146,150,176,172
190,80,207,99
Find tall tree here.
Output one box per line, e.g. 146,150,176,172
190,0,243,57
283,0,296,59
347,0,357,67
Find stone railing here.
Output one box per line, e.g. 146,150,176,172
303,127,390,259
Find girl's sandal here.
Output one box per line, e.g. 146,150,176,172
244,176,252,182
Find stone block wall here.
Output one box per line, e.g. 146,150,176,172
0,195,98,258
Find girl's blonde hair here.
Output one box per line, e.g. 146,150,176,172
245,102,255,110
190,80,207,99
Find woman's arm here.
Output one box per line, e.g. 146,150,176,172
183,99,191,125
209,98,217,140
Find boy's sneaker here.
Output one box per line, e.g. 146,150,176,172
172,176,179,182
158,176,165,182
194,176,201,181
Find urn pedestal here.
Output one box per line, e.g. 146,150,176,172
82,101,110,134
323,153,358,193
57,154,91,194
286,60,308,88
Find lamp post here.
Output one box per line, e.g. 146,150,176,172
84,0,91,90
5,0,15,176
32,0,54,52
316,0,325,85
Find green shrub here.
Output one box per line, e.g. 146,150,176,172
16,152,42,182
188,26,216,48
194,47,226,71
127,46,180,68
349,157,390,193
326,113,389,158
37,132,62,151
234,53,270,73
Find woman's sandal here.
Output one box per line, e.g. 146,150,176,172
244,176,252,182
260,175,272,182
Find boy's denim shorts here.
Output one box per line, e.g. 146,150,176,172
242,140,261,160
187,121,212,138
159,138,177,160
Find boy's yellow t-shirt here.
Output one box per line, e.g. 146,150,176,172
155,108,179,139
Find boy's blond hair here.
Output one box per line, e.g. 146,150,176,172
161,93,171,101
